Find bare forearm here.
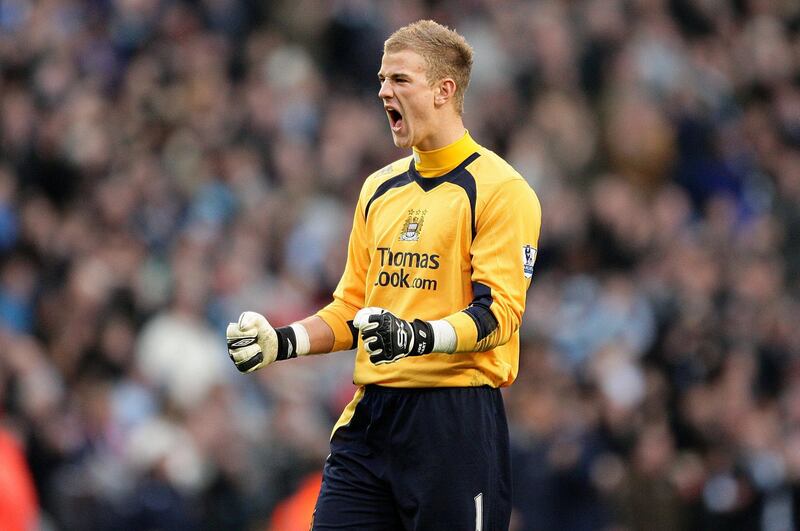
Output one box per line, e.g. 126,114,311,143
297,315,335,354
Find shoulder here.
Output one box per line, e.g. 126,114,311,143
470,146,540,210
358,155,414,202
367,156,413,181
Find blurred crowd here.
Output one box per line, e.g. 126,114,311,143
1,0,800,530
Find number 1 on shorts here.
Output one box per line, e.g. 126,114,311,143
474,493,483,531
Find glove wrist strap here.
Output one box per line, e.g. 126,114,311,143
274,326,299,361
409,319,435,356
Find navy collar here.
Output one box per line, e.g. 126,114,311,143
407,152,481,192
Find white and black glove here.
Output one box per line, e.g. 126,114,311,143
226,311,301,373
354,307,434,365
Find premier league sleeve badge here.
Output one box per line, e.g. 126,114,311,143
522,244,537,279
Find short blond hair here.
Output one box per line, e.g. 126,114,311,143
384,20,473,115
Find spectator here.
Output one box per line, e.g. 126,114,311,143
1,0,799,529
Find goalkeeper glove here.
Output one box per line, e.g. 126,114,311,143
226,311,303,373
353,307,434,365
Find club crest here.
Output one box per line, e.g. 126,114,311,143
399,209,426,241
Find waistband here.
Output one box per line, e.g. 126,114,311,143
364,384,496,395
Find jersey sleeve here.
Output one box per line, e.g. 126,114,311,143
315,192,370,351
443,179,541,352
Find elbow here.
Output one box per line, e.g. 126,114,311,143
465,282,522,351
465,303,521,352
465,304,519,352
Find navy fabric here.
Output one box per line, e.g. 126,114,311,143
365,173,413,220
407,153,480,239
464,281,499,342
312,385,511,531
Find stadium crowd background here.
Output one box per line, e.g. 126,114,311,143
1,0,800,529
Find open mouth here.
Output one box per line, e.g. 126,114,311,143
386,107,403,132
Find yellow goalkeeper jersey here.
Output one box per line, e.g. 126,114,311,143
317,131,541,389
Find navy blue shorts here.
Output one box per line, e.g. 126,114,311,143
312,385,511,531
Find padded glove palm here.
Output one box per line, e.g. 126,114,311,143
354,307,434,365
226,311,279,373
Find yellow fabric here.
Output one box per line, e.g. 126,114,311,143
318,132,541,390
443,311,478,353
316,305,357,352
330,386,365,438
412,131,478,177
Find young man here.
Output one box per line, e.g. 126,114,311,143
227,20,541,530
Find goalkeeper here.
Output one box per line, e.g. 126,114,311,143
227,19,541,531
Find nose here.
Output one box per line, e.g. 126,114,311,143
378,79,392,100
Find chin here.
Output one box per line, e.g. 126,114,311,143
389,127,413,149
392,135,413,149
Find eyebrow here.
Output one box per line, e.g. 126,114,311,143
378,72,410,81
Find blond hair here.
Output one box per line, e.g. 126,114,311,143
384,20,473,115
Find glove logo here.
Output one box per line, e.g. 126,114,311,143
228,337,257,348
522,244,537,279
396,327,408,350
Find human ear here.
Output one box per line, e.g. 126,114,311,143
434,78,457,106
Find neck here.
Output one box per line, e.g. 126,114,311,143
413,130,479,177
414,118,466,151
